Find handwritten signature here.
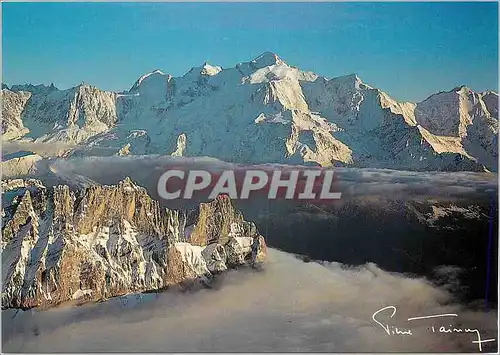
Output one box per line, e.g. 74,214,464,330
372,306,496,352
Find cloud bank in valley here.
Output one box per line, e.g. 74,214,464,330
2,249,497,353
16,155,497,205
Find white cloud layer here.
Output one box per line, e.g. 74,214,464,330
2,249,497,352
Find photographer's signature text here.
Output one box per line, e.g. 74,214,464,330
372,306,496,352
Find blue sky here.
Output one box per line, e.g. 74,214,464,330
3,2,498,102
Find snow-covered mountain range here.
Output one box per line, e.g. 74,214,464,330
2,52,498,171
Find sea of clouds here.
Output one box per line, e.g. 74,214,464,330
7,154,495,205
2,249,497,352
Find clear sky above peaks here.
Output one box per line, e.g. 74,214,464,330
2,2,498,102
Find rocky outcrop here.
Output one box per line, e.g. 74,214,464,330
1,89,31,140
170,133,187,156
116,143,131,156
1,178,267,309
5,84,117,145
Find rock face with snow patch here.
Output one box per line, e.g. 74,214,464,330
1,178,266,309
3,84,117,144
170,133,187,156
1,152,43,178
2,53,497,171
1,89,32,140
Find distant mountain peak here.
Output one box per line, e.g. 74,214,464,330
8,83,59,95
200,62,222,76
234,52,287,76
129,69,170,92
152,69,164,75
329,73,371,90
452,85,471,93
184,62,222,77
251,51,285,68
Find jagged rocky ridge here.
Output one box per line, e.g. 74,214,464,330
1,52,498,171
1,178,267,309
